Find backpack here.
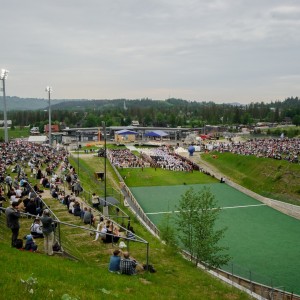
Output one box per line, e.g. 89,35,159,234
143,264,156,273
52,241,61,252
15,239,23,249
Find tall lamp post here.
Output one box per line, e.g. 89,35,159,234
1,69,9,143
45,86,52,146
102,121,108,215
77,131,80,177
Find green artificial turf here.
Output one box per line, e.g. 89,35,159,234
129,183,300,294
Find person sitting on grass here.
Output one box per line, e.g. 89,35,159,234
108,249,122,273
24,234,38,252
73,201,81,217
30,217,44,238
120,251,137,275
93,217,106,242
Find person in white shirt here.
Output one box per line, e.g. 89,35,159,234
30,217,44,238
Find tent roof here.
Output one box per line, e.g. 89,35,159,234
28,135,48,143
115,129,138,135
145,130,169,137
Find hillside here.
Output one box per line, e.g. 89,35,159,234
0,153,251,300
200,152,300,205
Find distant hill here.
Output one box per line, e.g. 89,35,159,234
0,96,67,111
0,96,169,111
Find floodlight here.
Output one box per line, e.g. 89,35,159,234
45,86,53,146
45,86,53,93
0,69,9,80
1,68,9,142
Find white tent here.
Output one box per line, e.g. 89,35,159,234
28,135,48,143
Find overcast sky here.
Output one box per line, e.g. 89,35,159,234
1,0,300,104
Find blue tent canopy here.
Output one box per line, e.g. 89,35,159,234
145,130,168,137
115,129,138,135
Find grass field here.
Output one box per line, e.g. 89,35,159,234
123,169,300,295
118,168,218,186
0,127,30,140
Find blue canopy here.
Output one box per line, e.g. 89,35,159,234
115,129,138,135
145,130,169,137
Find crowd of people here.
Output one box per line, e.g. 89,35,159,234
208,138,300,163
141,146,196,171
108,146,197,172
1,141,70,253
1,140,150,275
108,149,147,168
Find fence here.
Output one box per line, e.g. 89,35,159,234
181,250,300,300
110,162,160,237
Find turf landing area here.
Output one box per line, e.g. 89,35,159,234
130,183,300,294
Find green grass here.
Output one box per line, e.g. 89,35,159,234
0,240,250,300
118,168,218,187
0,171,292,299
0,158,250,300
0,127,30,140
201,152,300,205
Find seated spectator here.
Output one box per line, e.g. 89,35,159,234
127,226,135,240
41,177,50,188
51,188,58,199
93,217,106,241
103,224,113,244
120,251,137,275
30,217,44,238
113,225,121,243
24,234,38,252
26,198,37,216
109,249,122,273
73,201,81,217
69,199,75,214
33,183,43,193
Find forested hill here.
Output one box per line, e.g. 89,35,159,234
1,96,300,127
1,96,300,112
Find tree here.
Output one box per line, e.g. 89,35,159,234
158,213,177,247
176,187,230,268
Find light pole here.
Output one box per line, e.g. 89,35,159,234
102,121,107,213
77,131,80,177
45,86,52,146
1,69,9,143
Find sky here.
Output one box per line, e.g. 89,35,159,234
1,0,300,104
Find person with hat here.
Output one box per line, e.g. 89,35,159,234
40,209,54,255
30,216,44,238
5,201,21,247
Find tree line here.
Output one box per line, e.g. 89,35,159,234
1,96,300,130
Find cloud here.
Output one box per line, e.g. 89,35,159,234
1,0,300,103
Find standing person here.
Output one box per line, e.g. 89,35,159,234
40,209,54,256
91,193,100,210
5,201,21,247
73,180,82,196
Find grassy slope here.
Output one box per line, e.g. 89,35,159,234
201,152,300,205
0,155,250,300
